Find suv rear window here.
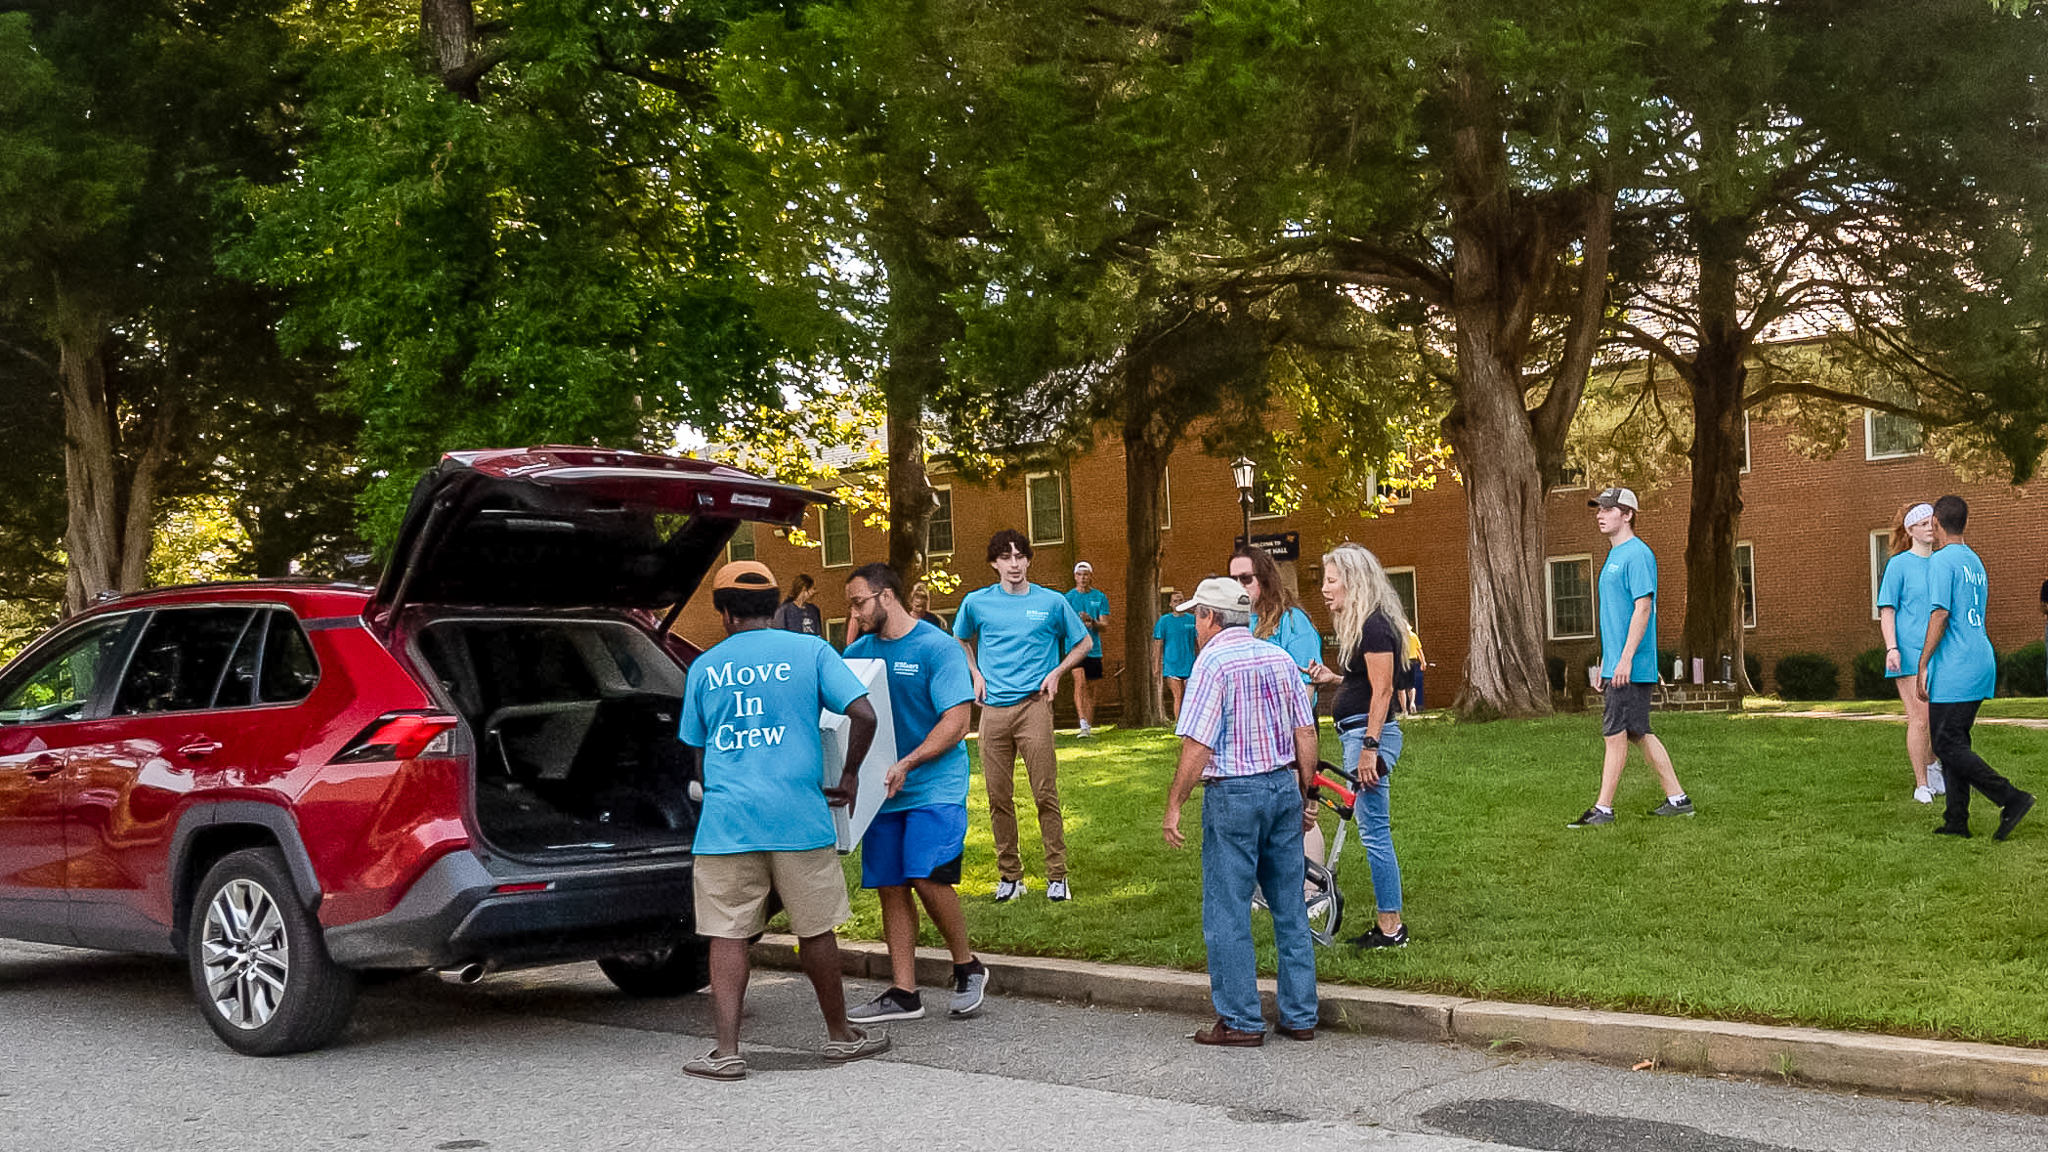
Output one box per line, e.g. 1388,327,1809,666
115,608,259,714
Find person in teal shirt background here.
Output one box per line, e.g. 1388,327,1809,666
1152,592,1198,721
1917,495,2033,840
1064,561,1111,737
1878,501,1941,803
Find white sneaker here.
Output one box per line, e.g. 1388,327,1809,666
1928,764,1946,795
994,879,1028,903
1046,880,1071,902
1077,722,1093,739
1914,785,1934,804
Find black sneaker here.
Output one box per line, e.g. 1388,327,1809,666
1567,807,1615,828
1647,797,1695,817
1934,823,1972,838
1348,923,1408,950
847,987,924,1022
1996,792,2035,841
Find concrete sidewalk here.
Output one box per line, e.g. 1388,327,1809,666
754,934,2048,1112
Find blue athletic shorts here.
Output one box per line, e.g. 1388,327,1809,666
859,804,969,889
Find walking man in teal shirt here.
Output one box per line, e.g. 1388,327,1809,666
1569,488,1694,827
1065,561,1111,737
956,530,1092,902
1918,496,2034,840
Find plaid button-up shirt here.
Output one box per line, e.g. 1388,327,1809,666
1175,626,1315,778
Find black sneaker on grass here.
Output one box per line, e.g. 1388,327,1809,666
1647,797,1695,817
1567,807,1615,828
1348,923,1408,950
1996,792,2035,841
848,987,925,1022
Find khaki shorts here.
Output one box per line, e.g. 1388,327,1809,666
693,847,851,939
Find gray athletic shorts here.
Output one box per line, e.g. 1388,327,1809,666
1601,680,1654,738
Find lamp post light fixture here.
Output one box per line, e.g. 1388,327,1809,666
1231,456,1258,547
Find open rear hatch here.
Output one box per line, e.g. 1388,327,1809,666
373,447,826,858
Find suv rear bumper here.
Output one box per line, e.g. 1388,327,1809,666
323,850,696,969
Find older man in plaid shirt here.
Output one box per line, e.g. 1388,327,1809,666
1162,576,1321,1047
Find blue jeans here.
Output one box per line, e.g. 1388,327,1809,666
1341,717,1404,915
1200,768,1318,1033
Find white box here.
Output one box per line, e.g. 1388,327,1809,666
819,657,897,854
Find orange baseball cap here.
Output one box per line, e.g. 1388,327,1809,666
712,560,777,591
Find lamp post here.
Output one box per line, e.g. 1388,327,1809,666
1231,456,1257,548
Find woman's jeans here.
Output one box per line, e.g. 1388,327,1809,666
1201,768,1319,1034
1340,716,1404,915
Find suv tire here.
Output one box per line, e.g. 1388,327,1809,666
598,939,712,997
188,848,359,1056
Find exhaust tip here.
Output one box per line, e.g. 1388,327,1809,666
436,961,489,985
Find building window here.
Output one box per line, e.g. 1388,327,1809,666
1547,555,1595,640
1385,567,1418,631
826,618,847,650
726,521,756,562
1739,410,1752,474
1250,475,1284,520
821,504,852,568
1026,472,1065,544
927,486,953,557
1735,541,1756,629
1367,472,1414,507
1870,530,1890,620
1866,409,1923,459
1159,466,1172,531
1547,460,1588,491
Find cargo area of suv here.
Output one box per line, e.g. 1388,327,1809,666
414,617,699,858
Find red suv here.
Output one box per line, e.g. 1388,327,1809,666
0,447,819,1055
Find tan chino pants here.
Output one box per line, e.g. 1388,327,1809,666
979,695,1066,881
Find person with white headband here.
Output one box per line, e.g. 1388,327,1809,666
1878,501,1944,803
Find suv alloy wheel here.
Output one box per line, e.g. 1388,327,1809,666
189,848,359,1056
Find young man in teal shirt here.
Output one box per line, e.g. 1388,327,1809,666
1065,561,1111,737
1152,590,1198,721
678,560,884,1080
1918,495,2033,840
1569,488,1694,827
842,562,990,1022
955,530,1092,902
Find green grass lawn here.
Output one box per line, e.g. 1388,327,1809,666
1744,696,2048,720
835,712,2048,1046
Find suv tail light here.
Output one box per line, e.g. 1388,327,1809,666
332,711,461,763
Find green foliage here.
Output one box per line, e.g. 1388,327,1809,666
1774,652,1841,701
1852,647,1892,699
2004,642,2048,698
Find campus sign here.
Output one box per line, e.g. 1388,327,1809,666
1232,531,1300,561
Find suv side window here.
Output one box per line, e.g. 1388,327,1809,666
113,608,259,715
257,611,320,704
0,616,133,725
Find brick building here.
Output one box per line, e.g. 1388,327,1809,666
672,408,2048,708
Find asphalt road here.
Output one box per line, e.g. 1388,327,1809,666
3,940,2046,1152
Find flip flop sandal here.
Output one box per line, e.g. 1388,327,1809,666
821,1025,891,1064
683,1049,747,1081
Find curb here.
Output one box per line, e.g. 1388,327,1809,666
752,935,2048,1112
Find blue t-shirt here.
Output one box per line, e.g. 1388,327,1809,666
1877,550,1932,679
1154,611,1198,678
954,582,1089,707
1598,536,1660,683
680,629,868,854
844,621,977,813
1065,586,1111,657
1926,543,1996,703
1251,606,1321,683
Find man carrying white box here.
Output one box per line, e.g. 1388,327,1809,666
842,562,990,1022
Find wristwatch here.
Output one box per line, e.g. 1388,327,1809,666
1359,735,1379,751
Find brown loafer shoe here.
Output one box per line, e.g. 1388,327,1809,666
1274,1025,1315,1041
1190,1019,1265,1047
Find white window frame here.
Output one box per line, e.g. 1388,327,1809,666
1870,530,1890,620
1366,472,1414,507
1548,461,1588,491
1249,475,1285,521
821,504,852,569
826,617,848,650
1546,554,1597,641
1384,566,1418,632
1735,541,1756,630
1865,408,1923,460
1739,409,1752,475
725,520,756,563
926,485,954,558
1159,466,1172,531
1025,472,1065,545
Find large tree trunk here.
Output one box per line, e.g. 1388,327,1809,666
1121,358,1177,731
1680,218,1754,692
871,207,960,584
56,319,170,613
421,0,479,99
1439,64,1611,718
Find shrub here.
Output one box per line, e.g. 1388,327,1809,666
1851,647,1891,699
1744,651,1763,692
1774,652,1840,701
2003,642,2048,697
1658,647,1680,681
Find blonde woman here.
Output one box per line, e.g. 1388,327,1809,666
1878,501,1943,802
1304,543,1410,949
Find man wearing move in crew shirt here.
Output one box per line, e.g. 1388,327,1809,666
956,529,1091,903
